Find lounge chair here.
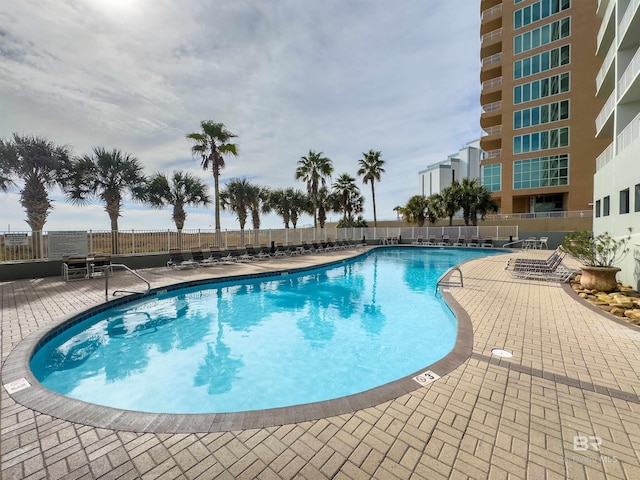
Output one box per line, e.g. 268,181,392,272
191,248,219,267
426,235,437,246
89,254,112,277
412,236,424,245
453,237,465,247
438,235,450,246
167,249,199,269
468,237,480,247
509,254,576,282
300,242,314,254
237,245,255,262
62,255,89,281
505,249,565,270
273,243,289,257
220,246,240,263
481,236,493,248
312,242,325,253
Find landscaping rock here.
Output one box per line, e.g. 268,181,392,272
570,279,640,326
624,310,640,320
610,307,626,317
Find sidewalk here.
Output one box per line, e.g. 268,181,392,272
2,248,640,479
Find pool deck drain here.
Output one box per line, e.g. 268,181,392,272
3,247,640,479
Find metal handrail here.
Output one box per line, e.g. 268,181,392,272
435,266,463,295
105,263,151,299
502,239,525,248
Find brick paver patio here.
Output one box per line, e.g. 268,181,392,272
2,247,640,479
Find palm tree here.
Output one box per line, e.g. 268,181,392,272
332,173,362,225
295,150,333,228
289,189,311,228
268,188,293,228
246,184,270,231
316,186,335,228
65,147,147,253
186,121,238,243
146,171,210,248
470,186,499,226
402,195,441,227
0,135,72,258
219,178,253,231
357,150,386,227
434,181,462,226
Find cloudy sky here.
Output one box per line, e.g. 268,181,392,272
1,0,481,232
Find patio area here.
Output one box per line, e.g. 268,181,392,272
2,247,640,479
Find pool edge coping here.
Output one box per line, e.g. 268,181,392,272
2,248,479,433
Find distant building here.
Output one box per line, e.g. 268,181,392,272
592,0,640,289
479,0,609,214
418,139,482,196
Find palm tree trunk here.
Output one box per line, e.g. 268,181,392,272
213,169,221,246
371,184,377,228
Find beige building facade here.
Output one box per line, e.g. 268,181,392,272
480,0,610,214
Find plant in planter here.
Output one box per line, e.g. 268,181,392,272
560,229,631,292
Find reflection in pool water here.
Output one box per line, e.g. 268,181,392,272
31,247,500,413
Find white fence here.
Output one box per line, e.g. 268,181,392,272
0,225,519,262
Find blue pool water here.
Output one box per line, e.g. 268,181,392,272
31,247,500,414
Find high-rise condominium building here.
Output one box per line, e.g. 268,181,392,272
479,0,610,215
592,0,640,289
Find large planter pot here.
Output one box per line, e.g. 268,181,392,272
579,266,621,292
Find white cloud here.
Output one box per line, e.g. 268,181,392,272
0,0,481,231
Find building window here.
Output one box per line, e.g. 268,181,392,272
514,0,571,30
482,164,502,192
514,72,570,105
513,154,569,189
514,100,569,129
514,17,570,55
620,188,630,214
513,127,569,154
514,45,570,80
603,196,610,216
595,199,601,218
635,183,640,212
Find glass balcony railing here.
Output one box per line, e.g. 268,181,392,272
482,52,502,67
482,101,502,113
596,91,615,133
481,4,502,21
618,46,640,100
595,142,614,172
485,149,502,159
482,125,502,136
481,28,502,44
482,77,502,90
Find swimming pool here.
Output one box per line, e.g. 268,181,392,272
29,247,500,416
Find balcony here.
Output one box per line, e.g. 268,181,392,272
484,149,502,159
596,42,615,97
482,125,502,136
482,101,502,113
481,4,502,23
617,111,640,154
618,46,640,104
481,28,502,45
597,0,612,17
596,0,615,56
619,0,640,50
482,76,502,91
595,142,614,172
595,90,615,137
482,52,502,68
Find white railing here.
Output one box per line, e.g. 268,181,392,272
481,3,502,21
485,149,502,159
618,45,640,100
484,210,592,220
617,111,640,153
481,28,502,44
1,225,523,262
596,42,616,92
482,52,502,68
482,100,502,113
597,0,612,17
619,0,640,47
597,0,615,51
596,90,616,133
482,125,502,136
595,141,615,171
482,76,502,90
